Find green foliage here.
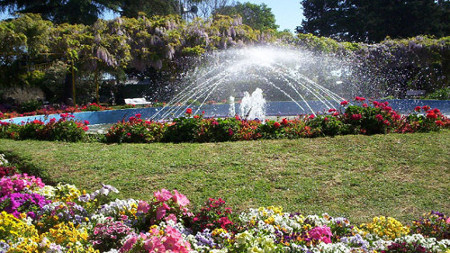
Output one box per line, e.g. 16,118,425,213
0,0,122,25
306,115,345,137
299,0,449,43
426,88,450,100
18,100,42,113
214,2,279,31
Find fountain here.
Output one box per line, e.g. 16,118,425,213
239,88,266,121
150,46,351,120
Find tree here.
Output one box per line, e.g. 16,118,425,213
0,0,121,25
298,0,449,42
215,2,278,31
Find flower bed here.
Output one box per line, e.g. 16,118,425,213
106,98,450,143
0,103,110,120
0,153,449,252
1,98,449,143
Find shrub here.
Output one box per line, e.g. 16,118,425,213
105,114,166,143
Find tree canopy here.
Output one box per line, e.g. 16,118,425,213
298,0,450,42
0,0,122,25
214,2,279,31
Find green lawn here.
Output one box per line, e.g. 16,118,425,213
1,131,449,224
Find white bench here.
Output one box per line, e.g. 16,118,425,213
124,98,152,105
406,90,426,97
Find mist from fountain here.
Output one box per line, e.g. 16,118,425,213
150,46,354,120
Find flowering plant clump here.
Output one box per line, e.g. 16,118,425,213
1,165,450,252
120,224,192,253
90,217,133,251
80,103,108,112
359,216,410,240
0,166,16,178
105,114,166,143
0,113,88,142
411,211,450,240
191,198,236,233
401,106,449,133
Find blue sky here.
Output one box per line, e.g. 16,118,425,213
245,0,303,32
1,1,303,32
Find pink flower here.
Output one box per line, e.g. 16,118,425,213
137,200,150,213
308,114,315,119
165,213,177,223
351,114,362,121
126,133,131,136
156,206,167,220
144,237,165,252
120,236,137,252
172,190,190,207
163,235,181,251
375,114,384,121
308,226,332,244
154,189,172,202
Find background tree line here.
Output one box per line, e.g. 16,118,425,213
298,0,449,43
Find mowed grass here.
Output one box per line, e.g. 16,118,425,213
1,130,449,224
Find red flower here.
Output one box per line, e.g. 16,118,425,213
127,133,132,136
422,105,430,111
383,120,390,126
202,111,205,115
228,128,233,136
309,114,315,119
340,100,349,106
273,122,281,128
427,112,437,119
414,106,421,112
375,114,384,121
384,106,392,112
355,96,366,101
135,113,141,118
194,115,200,119
435,120,444,126
373,101,380,106
186,108,192,115
328,108,336,112
433,108,440,114
84,120,90,125
281,118,289,125
324,117,328,121
362,103,368,108
351,114,362,121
